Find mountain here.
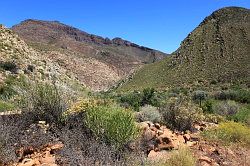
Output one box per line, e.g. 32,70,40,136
12,20,167,91
119,7,250,91
0,24,83,92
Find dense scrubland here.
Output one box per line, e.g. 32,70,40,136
0,74,249,165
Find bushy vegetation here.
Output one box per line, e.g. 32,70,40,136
0,82,144,165
0,61,18,72
214,89,250,103
213,100,239,116
159,97,203,131
0,75,18,100
0,100,15,112
165,146,196,166
154,145,196,166
203,121,250,146
119,88,161,111
229,106,250,126
19,82,67,124
78,101,139,149
135,105,162,123
192,90,207,107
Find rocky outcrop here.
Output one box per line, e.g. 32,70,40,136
139,122,198,155
15,143,63,166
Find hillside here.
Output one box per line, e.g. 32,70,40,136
119,7,250,91
12,20,167,91
0,25,83,93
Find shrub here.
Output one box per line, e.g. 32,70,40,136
229,106,250,126
83,103,139,149
0,61,18,73
119,88,161,111
203,114,225,124
154,145,196,166
166,146,196,166
214,89,250,103
192,90,207,107
214,100,239,116
202,121,250,146
120,91,142,111
202,100,214,114
0,100,15,112
57,117,144,166
159,98,204,131
0,76,18,100
141,88,158,106
19,82,67,125
135,105,162,123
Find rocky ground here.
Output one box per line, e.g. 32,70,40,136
5,120,249,166
140,121,250,166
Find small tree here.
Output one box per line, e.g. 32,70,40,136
193,90,207,107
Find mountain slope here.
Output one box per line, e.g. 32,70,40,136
0,25,83,92
119,7,250,91
12,20,167,91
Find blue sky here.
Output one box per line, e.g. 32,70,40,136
0,0,249,53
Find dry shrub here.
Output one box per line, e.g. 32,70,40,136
159,98,203,131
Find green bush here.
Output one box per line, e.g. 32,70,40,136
0,76,18,100
203,121,250,146
120,91,142,111
192,90,207,107
84,104,139,149
214,89,250,103
0,61,18,72
119,88,162,111
141,88,158,106
20,82,67,124
202,100,214,114
135,105,162,123
229,106,250,126
0,100,15,112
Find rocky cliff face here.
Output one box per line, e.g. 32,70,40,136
12,20,167,91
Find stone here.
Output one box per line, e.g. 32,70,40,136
147,150,171,162
157,142,175,150
183,134,191,143
18,158,40,166
199,156,213,163
144,129,157,141
50,143,64,150
200,161,211,166
138,122,149,131
154,123,161,129
40,156,56,165
145,121,154,127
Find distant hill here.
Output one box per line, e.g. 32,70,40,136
119,7,250,91
12,20,167,91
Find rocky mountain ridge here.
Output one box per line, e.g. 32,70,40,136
12,19,167,91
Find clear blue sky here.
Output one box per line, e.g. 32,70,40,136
0,0,249,53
